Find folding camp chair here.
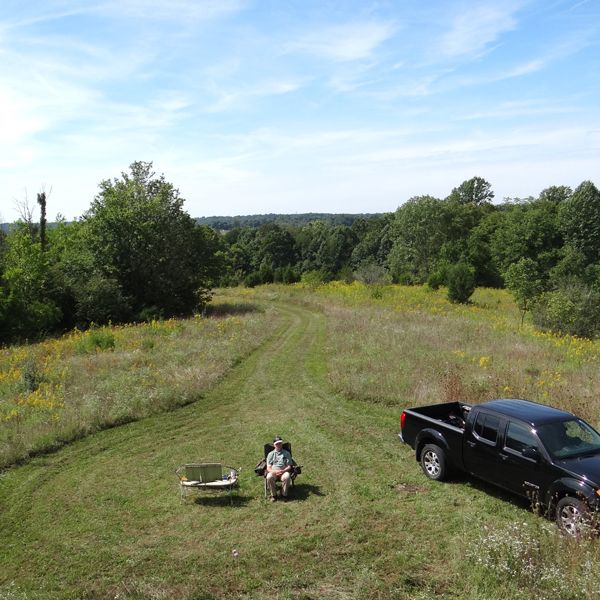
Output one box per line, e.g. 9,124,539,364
255,442,302,499
175,463,240,504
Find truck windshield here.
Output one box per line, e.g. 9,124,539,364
536,419,600,460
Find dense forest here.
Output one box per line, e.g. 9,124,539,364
2,163,600,343
195,213,382,230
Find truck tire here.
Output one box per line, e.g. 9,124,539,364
420,444,447,481
556,497,592,538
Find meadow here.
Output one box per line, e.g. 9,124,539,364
0,298,280,469
2,283,600,599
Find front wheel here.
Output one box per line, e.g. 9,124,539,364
420,444,447,481
556,497,593,538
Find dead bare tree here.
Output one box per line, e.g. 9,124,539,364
12,189,37,239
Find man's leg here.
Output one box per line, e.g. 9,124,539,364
280,472,291,497
266,472,279,499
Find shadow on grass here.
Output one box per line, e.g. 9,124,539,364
286,483,325,501
191,493,252,508
204,302,263,318
446,472,537,513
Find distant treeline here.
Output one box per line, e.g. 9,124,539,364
3,167,600,343
218,177,600,338
1,213,378,233
196,213,383,230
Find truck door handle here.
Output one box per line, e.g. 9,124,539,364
499,452,508,460
467,441,475,448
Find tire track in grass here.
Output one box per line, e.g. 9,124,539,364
0,300,412,599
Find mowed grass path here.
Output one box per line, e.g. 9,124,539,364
1,300,536,600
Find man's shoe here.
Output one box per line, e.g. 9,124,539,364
269,496,277,503
281,496,288,503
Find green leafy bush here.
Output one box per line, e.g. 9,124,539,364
243,272,263,288
532,283,600,339
301,270,328,287
446,262,476,304
426,271,444,291
75,331,116,354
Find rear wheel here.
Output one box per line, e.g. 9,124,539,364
556,497,593,538
420,444,447,481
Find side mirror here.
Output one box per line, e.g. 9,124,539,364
522,447,540,461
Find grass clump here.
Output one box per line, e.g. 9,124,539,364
74,328,116,354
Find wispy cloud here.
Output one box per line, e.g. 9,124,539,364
204,80,302,112
97,0,245,21
456,99,574,120
440,4,519,56
286,21,396,62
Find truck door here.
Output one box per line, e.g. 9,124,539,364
464,411,503,479
495,422,547,500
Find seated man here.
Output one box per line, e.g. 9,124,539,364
266,436,292,503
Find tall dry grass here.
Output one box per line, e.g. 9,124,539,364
0,299,279,468
249,282,600,428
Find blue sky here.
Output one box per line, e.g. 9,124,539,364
1,0,599,220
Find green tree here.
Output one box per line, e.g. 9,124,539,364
446,176,494,206
558,180,600,264
0,223,60,340
504,258,544,326
538,185,572,204
388,196,452,282
84,161,223,319
491,199,562,276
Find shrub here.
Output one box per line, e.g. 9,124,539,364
138,305,163,322
258,262,274,284
371,285,383,300
426,271,444,291
396,273,415,286
354,262,387,286
532,283,600,339
243,272,263,288
75,330,116,354
446,262,476,304
275,264,301,285
301,270,328,287
337,266,355,284
74,275,131,326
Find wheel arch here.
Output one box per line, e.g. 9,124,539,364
415,430,451,463
546,478,598,521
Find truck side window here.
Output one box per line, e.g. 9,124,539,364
481,415,500,443
474,412,485,437
505,423,537,454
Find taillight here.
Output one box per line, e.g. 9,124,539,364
401,412,406,430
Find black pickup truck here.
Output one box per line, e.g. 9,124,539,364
400,398,600,536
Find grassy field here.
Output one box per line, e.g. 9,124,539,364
2,284,600,599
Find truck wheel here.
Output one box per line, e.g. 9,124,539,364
420,444,447,481
556,497,593,538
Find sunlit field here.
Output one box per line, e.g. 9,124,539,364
249,282,600,425
0,299,280,469
3,283,600,599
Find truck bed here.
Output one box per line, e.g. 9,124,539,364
405,401,471,428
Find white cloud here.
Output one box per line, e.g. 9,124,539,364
10,0,245,25
204,80,302,112
286,21,396,62
441,5,519,56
